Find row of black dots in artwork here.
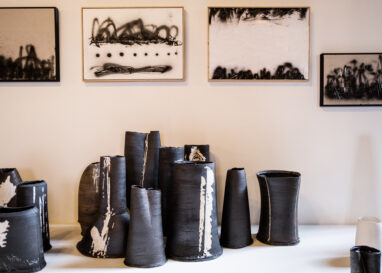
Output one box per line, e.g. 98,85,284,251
95,51,179,58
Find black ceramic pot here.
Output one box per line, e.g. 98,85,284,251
256,170,301,246
158,146,184,236
16,180,51,252
350,246,381,273
77,156,130,258
166,161,222,261
124,131,161,208
78,162,100,236
0,168,22,207
220,168,253,249
184,145,210,162
0,206,46,272
124,186,166,268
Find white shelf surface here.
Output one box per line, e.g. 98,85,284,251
43,225,356,272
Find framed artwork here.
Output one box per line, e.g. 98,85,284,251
320,53,382,106
208,7,310,81
0,7,59,82
82,7,184,82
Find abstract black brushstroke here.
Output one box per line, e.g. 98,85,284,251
0,45,56,81
91,18,181,47
324,55,382,100
92,63,172,77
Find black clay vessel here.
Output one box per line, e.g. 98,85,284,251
78,162,100,236
124,186,166,268
77,156,130,258
351,246,381,273
184,145,210,162
158,146,184,236
0,206,46,272
16,180,51,252
0,168,22,207
166,161,222,261
220,168,253,248
124,131,161,208
256,170,301,246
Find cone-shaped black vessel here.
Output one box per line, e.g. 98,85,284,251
16,180,51,252
184,145,210,162
78,162,100,236
351,246,381,273
166,161,222,261
256,170,301,246
124,186,166,268
158,146,184,236
77,156,130,258
0,206,46,272
0,168,22,207
220,168,253,248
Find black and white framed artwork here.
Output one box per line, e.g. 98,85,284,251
82,7,184,82
320,53,382,106
208,7,310,81
0,7,59,82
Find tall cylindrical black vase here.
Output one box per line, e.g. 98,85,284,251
256,170,301,246
351,246,381,273
124,186,166,268
0,168,22,207
158,146,184,236
16,180,51,252
166,161,222,261
77,156,130,258
0,206,46,272
78,162,100,236
184,145,210,162
220,168,253,249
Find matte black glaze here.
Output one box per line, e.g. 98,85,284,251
124,186,166,268
256,170,301,246
0,206,46,272
0,168,22,207
184,145,210,162
166,161,222,261
16,180,51,252
220,168,253,248
350,246,381,273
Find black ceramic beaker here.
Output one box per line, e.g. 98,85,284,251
350,245,381,273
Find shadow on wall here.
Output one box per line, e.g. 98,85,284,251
247,170,260,225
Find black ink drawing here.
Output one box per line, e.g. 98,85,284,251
92,63,172,77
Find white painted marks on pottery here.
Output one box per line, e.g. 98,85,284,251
140,134,149,187
189,146,206,162
0,220,10,248
0,176,16,207
92,165,100,193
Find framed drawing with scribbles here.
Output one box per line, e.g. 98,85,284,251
82,7,184,82
0,7,59,82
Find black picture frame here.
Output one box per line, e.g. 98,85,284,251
0,7,60,82
320,53,382,107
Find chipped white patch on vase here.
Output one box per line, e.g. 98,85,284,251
0,220,10,248
39,191,49,235
198,173,206,253
92,165,100,193
0,176,17,207
189,146,206,162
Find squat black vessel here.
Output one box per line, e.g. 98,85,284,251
350,246,381,273
0,168,22,207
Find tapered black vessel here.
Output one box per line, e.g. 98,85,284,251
350,246,381,273
0,206,46,272
78,162,100,236
0,168,22,207
256,170,301,246
16,180,51,252
220,168,253,248
158,146,184,236
166,161,222,261
77,156,130,258
184,145,210,162
124,186,166,268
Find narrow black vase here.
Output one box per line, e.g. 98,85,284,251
184,145,210,162
220,168,253,248
124,131,161,209
16,180,51,252
124,186,166,268
256,170,301,246
166,161,222,261
158,146,184,236
0,168,22,207
0,206,46,272
77,156,130,258
78,162,100,236
351,246,381,273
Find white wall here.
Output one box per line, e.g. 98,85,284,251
1,0,382,225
